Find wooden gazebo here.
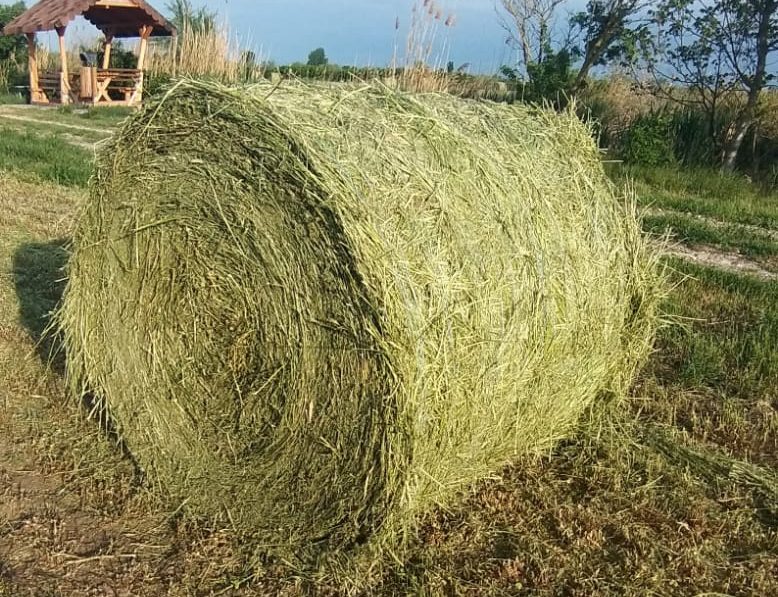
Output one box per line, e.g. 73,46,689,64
1,0,176,106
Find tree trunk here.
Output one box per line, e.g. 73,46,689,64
720,111,754,172
519,23,532,77
720,0,775,172
573,51,598,92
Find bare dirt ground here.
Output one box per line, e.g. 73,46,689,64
0,366,262,597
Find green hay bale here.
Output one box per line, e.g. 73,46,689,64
59,79,663,562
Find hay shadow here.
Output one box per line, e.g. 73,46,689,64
12,240,69,371
12,241,143,479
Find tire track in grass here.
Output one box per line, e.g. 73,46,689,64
664,243,778,281
0,112,113,136
647,207,778,242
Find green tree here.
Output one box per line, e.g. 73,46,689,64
307,47,328,66
499,1,652,93
498,0,566,78
501,45,575,106
166,0,216,33
570,1,652,91
527,47,575,103
498,1,578,104
0,2,26,61
649,0,778,171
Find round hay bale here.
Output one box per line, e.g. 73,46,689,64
59,80,662,561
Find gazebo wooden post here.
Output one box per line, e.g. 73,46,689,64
133,25,154,105
55,26,70,105
171,32,178,76
137,25,153,70
26,33,41,103
102,31,114,69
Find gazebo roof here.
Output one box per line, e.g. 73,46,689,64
1,0,176,39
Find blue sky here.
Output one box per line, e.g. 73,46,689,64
209,0,586,71
47,0,588,73
221,0,515,71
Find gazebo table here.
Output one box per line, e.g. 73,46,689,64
87,67,145,106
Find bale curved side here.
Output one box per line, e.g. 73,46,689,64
59,80,662,560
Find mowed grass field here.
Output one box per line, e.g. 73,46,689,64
0,105,776,596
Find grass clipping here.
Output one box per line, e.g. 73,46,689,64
59,79,663,562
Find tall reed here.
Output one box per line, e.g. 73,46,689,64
146,21,256,83
396,0,456,93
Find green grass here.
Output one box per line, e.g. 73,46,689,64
78,106,136,122
622,164,770,202
654,260,778,402
0,117,112,144
0,92,25,105
642,260,778,461
0,127,93,187
613,164,778,228
644,212,778,268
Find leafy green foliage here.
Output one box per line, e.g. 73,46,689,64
306,47,328,66
0,2,25,62
0,2,27,94
107,41,138,69
648,0,778,169
500,46,576,106
621,111,676,166
653,0,777,92
570,0,652,85
165,0,216,33
77,39,138,69
525,48,575,104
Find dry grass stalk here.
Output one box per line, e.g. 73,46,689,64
146,21,251,83
396,0,456,92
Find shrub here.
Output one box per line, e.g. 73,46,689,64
621,111,677,166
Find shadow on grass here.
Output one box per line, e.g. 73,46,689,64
0,559,14,594
12,240,142,478
12,240,69,371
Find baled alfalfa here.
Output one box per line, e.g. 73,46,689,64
59,79,662,561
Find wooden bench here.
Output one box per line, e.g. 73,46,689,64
34,71,80,104
35,72,62,103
